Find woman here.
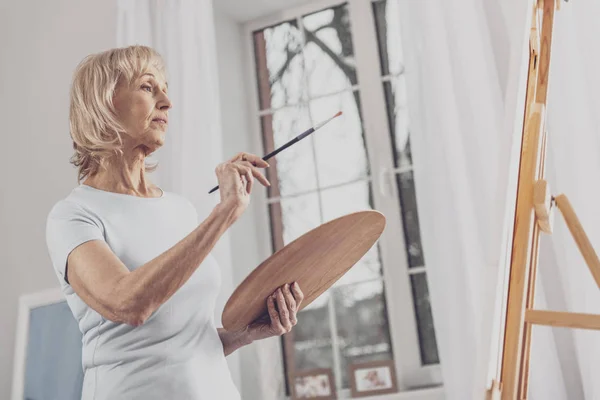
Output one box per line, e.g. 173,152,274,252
46,45,303,400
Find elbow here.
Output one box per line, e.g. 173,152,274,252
123,311,150,327
121,309,153,327
111,297,154,327
125,315,149,327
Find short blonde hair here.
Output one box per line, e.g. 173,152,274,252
69,45,167,182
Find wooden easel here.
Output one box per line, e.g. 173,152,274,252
488,0,600,399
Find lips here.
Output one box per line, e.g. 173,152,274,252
152,117,168,124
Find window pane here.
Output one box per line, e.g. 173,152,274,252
320,180,372,222
320,181,382,286
396,171,424,268
294,292,334,371
383,76,412,169
333,280,393,388
280,193,322,245
261,106,318,197
410,273,439,365
334,244,382,288
309,91,369,188
373,0,404,76
302,3,357,98
254,21,305,110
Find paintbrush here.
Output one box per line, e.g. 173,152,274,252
209,111,343,194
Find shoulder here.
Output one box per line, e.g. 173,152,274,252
47,198,83,220
47,194,92,222
46,189,103,231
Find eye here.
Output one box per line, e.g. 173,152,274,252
141,85,152,92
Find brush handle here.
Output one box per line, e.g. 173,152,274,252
263,127,314,160
208,127,315,194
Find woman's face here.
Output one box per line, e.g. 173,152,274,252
113,66,171,155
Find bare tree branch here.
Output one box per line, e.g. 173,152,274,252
269,47,300,85
304,28,356,84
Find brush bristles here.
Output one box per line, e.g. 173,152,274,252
313,111,344,131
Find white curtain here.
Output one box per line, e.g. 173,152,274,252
543,2,600,398
397,0,506,398
400,0,600,398
116,0,239,387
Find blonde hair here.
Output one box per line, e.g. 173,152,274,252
69,45,167,182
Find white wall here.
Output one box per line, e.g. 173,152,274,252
0,0,117,398
215,8,291,400
214,7,257,390
213,11,263,286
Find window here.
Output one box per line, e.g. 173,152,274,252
247,0,442,397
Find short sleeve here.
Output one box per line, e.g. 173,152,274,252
46,200,105,284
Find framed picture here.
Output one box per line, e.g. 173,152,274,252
349,360,399,398
11,288,83,400
292,368,337,399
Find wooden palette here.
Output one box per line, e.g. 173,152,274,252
222,210,386,331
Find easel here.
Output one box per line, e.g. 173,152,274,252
487,0,600,399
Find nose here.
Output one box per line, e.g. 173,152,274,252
158,92,172,111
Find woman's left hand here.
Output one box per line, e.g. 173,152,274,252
245,282,304,342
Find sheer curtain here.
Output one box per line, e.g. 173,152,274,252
399,0,600,398
396,0,506,398
543,2,600,398
116,0,239,387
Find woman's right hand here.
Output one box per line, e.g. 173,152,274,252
214,152,270,217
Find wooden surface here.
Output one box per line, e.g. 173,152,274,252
555,194,600,289
519,108,547,398
222,210,386,331
500,44,542,400
535,0,555,105
526,310,600,330
500,1,556,398
533,180,553,234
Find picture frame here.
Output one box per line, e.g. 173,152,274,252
292,368,337,400
11,288,84,400
349,360,399,398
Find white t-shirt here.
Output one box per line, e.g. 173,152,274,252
45,184,241,400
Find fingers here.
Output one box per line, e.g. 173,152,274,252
267,295,286,335
230,163,253,194
275,288,292,331
282,284,297,325
291,282,305,309
227,161,270,193
263,283,304,337
217,153,270,198
238,161,270,188
230,152,269,169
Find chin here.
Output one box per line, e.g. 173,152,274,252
153,130,166,143
144,135,165,155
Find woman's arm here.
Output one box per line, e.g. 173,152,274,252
66,152,270,326
218,283,304,356
68,200,240,326
218,328,254,356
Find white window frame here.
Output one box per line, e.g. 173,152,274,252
242,0,444,398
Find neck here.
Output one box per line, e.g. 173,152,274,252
84,148,159,198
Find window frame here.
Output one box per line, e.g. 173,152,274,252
241,0,444,397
